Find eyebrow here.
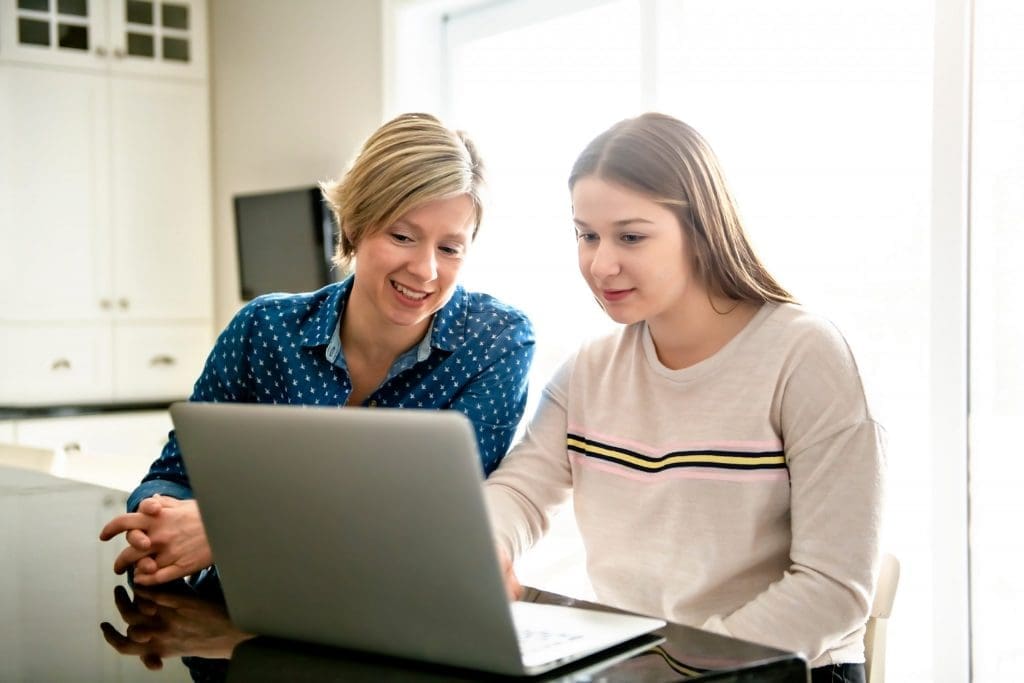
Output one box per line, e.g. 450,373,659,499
572,217,657,229
393,219,471,242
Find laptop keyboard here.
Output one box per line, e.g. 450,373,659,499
517,626,585,657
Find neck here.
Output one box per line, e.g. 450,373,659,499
341,289,430,365
646,289,760,370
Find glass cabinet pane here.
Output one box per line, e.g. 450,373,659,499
126,0,153,25
162,36,189,62
18,0,49,11
57,0,87,17
18,18,50,46
127,31,154,57
161,2,188,29
57,23,88,50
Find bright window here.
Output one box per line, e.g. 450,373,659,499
969,0,1024,679
386,1,997,680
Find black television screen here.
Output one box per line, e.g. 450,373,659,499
233,186,339,300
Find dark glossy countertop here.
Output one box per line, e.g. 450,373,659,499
0,466,807,682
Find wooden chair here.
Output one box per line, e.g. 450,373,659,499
864,553,901,683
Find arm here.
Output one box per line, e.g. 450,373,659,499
484,357,576,562
449,316,535,475
701,324,886,662
102,304,260,583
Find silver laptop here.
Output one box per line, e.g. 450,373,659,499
171,402,665,677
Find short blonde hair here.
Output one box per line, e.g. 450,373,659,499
321,113,485,272
569,113,794,305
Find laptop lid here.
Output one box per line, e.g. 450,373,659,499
171,402,664,676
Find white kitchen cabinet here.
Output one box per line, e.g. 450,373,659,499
0,1,211,407
3,410,171,491
0,421,14,444
0,66,110,323
13,409,171,462
113,323,208,400
0,0,207,79
0,324,115,404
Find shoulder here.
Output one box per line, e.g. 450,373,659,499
763,303,875,417
760,303,857,366
230,284,341,328
459,288,535,341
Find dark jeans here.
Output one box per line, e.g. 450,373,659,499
810,663,866,683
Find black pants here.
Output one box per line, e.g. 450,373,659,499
810,663,866,683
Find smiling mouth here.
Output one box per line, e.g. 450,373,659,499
391,280,430,301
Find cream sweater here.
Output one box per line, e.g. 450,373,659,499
484,303,885,667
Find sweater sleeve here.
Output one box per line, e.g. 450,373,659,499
701,321,887,663
484,355,575,561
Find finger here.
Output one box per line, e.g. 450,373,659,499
100,622,141,654
141,653,165,671
113,585,136,621
125,529,152,551
138,497,165,516
126,623,156,643
135,556,159,575
132,563,191,587
114,545,152,575
100,513,152,541
131,587,185,610
132,593,160,617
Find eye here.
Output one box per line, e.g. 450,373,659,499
620,233,646,244
390,231,414,244
575,230,598,243
439,244,464,257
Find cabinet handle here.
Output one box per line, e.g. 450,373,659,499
63,442,82,454
51,358,72,371
95,46,108,57
100,298,112,310
149,354,177,367
118,298,130,310
114,48,125,58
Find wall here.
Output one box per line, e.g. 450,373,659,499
209,0,384,327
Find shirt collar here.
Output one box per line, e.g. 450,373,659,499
299,276,469,356
299,277,353,348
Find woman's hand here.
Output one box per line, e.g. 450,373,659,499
100,495,214,585
498,545,523,601
100,584,253,669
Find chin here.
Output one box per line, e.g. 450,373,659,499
602,309,643,326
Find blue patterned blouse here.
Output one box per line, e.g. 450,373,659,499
128,277,535,511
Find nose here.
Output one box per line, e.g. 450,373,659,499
586,241,620,280
407,246,439,282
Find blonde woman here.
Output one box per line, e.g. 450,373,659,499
487,113,883,683
101,113,535,586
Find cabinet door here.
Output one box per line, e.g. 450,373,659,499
106,0,207,79
0,65,113,322
112,322,210,401
109,76,212,321
13,410,169,491
0,323,114,405
0,421,14,444
0,0,109,70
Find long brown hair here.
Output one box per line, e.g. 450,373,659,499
569,113,794,305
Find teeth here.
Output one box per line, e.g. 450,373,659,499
393,281,427,300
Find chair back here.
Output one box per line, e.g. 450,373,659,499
865,553,900,683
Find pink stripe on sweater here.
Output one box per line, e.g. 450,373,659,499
569,453,789,483
566,424,783,456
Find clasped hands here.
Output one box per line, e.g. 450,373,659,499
99,495,213,586
102,494,524,602
101,584,253,670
